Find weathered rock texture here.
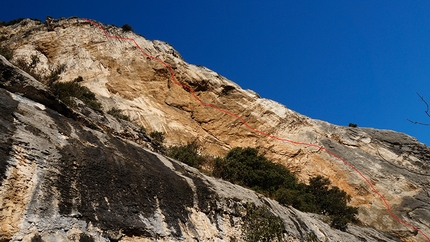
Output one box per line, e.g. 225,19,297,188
0,17,429,241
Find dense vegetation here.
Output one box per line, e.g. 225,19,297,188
215,147,358,230
167,141,205,168
213,147,297,195
168,144,358,231
50,77,102,111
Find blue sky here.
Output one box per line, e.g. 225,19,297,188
3,1,430,145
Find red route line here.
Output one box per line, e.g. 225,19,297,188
82,18,430,241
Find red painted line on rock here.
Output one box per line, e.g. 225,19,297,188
82,18,430,241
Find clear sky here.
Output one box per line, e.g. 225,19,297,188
3,1,430,145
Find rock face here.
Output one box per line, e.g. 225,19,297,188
0,17,429,241
0,56,402,242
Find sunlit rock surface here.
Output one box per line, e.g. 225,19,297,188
0,18,429,241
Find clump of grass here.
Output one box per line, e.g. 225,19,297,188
50,76,102,111
107,108,130,121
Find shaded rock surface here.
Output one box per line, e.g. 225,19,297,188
0,18,429,241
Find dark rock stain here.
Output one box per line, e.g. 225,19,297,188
190,176,218,213
55,125,193,238
221,85,235,96
0,89,18,184
189,176,224,230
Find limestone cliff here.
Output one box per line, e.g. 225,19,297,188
0,17,429,241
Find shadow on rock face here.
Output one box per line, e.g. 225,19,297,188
0,89,18,185
52,122,193,238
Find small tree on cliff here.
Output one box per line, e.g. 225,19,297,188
122,24,133,32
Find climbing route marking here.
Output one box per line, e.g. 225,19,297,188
83,18,429,241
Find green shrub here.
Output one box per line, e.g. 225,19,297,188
275,187,318,213
50,77,102,111
107,108,130,121
167,141,207,168
306,176,358,229
242,203,284,242
214,147,358,231
150,131,165,144
122,24,133,32
213,147,297,195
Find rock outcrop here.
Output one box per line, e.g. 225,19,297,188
0,17,429,241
